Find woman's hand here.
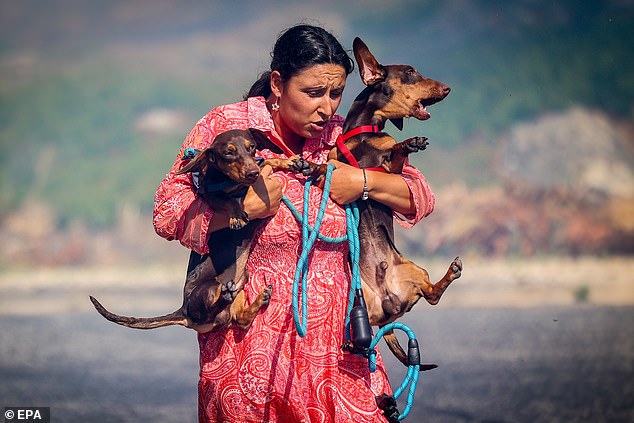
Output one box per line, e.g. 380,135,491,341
328,159,416,216
327,160,365,205
243,165,283,220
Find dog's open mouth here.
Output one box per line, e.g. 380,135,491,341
413,97,443,121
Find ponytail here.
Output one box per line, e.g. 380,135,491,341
244,71,272,100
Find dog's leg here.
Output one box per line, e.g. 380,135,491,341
387,136,428,173
422,257,462,305
203,195,249,231
230,285,273,329
388,256,462,309
185,277,223,324
262,156,327,180
226,198,249,230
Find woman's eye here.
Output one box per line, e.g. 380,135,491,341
304,86,327,97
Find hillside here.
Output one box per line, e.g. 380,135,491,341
0,0,632,266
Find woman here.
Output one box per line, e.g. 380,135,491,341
153,24,435,423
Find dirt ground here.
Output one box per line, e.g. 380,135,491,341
0,256,632,422
1,306,632,422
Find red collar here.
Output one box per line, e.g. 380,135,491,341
335,125,387,173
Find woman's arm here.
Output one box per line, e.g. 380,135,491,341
203,167,283,233
153,120,217,254
328,159,435,226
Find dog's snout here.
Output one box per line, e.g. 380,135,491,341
442,84,451,96
246,169,260,180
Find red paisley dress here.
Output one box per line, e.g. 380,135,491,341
153,97,435,422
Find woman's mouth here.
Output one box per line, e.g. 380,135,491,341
309,121,328,131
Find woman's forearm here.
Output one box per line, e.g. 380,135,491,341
364,170,416,215
328,160,416,215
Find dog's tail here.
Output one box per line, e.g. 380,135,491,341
382,328,438,372
89,296,188,329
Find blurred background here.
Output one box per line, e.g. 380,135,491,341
1,0,632,269
0,1,632,422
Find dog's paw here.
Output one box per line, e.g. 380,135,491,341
261,284,273,305
404,136,429,153
289,156,315,176
229,214,248,230
221,279,239,302
448,256,462,281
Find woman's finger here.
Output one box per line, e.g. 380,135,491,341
260,164,273,178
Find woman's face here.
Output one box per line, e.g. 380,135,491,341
271,63,347,147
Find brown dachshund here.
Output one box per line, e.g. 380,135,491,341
90,128,308,332
326,38,462,367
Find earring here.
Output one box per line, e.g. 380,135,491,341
271,98,280,111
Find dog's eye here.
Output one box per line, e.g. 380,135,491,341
407,67,416,75
223,144,238,158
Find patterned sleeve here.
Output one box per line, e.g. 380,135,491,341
153,112,220,255
394,159,435,229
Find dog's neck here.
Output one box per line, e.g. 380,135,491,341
199,167,244,196
344,86,390,133
202,166,230,183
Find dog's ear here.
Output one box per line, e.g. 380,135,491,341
176,148,213,175
247,128,284,154
389,118,404,131
248,128,270,149
353,37,386,86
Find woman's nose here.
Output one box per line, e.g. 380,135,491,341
318,97,334,119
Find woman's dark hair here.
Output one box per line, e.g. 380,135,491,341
245,24,354,99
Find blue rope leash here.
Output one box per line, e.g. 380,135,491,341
283,164,337,337
290,165,333,337
369,322,421,420
281,163,419,421
281,164,361,337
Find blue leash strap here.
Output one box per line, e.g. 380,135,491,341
344,203,360,340
289,164,337,337
284,164,361,338
368,322,421,420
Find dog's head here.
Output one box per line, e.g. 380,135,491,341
353,37,451,130
177,128,270,185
